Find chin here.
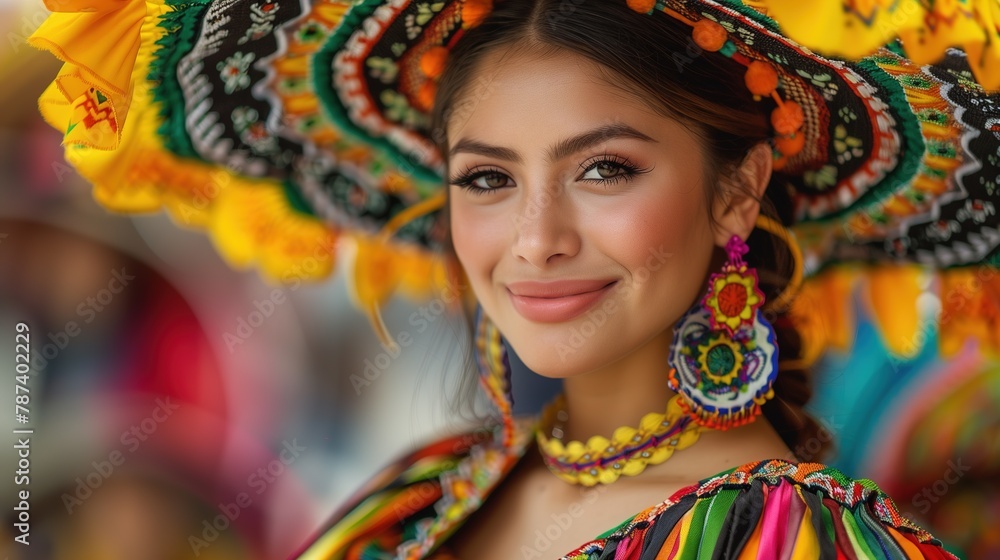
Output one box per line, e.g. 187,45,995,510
508,342,593,378
501,324,617,379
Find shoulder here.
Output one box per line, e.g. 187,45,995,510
569,459,958,560
291,428,495,559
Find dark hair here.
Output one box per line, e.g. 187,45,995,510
429,0,831,461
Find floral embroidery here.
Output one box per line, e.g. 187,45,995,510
416,2,445,24
380,90,428,128
834,125,864,164
803,164,839,191
984,153,999,197
885,236,912,258
697,334,744,384
735,26,755,45
404,2,444,40
796,69,839,100
925,219,960,242
237,2,280,45
947,68,983,92
367,56,400,84
232,106,278,155
704,271,763,333
956,199,996,224
218,52,256,94
838,106,858,123
767,52,791,66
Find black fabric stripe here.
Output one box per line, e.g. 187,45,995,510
802,487,837,560
711,479,766,560
638,493,697,560
596,536,619,560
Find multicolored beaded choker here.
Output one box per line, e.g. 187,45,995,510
536,393,706,486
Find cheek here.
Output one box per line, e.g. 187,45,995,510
585,183,714,318
585,183,711,271
450,200,506,286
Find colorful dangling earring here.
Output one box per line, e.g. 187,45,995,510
473,305,517,449
667,235,779,430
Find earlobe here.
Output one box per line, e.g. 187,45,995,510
711,142,773,246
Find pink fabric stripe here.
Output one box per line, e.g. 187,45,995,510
614,536,633,560
757,481,793,560
779,485,806,560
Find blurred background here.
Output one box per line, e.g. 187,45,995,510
0,0,997,558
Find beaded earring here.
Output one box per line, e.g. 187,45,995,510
667,235,779,430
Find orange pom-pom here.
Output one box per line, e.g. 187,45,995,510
626,0,656,13
692,19,727,52
462,0,493,29
775,132,805,157
420,46,449,79
416,81,438,112
744,61,779,97
771,101,804,135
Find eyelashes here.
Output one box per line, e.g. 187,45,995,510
450,165,509,194
449,154,652,195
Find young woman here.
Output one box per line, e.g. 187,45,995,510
29,0,996,557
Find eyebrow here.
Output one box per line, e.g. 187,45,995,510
448,123,658,163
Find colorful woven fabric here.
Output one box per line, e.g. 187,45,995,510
292,424,958,559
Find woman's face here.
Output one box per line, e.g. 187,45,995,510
447,48,722,377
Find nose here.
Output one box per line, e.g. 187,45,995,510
510,185,581,268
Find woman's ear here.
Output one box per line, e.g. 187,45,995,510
710,142,773,246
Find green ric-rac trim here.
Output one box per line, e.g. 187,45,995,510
149,0,213,159
281,180,318,218
713,0,782,32
812,57,927,226
886,40,908,58
595,512,640,541
312,0,443,188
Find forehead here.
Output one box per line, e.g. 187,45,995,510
445,47,667,145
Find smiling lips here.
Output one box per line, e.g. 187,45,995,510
506,279,618,323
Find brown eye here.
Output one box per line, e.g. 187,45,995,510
595,162,624,179
482,173,508,188
450,167,513,194
581,160,629,181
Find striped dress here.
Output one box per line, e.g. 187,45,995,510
293,425,957,560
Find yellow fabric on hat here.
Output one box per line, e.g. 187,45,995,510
757,0,1000,90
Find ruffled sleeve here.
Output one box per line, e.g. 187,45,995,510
564,460,958,560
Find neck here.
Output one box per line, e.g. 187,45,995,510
559,329,676,442
548,328,796,483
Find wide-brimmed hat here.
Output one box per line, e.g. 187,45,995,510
28,0,1000,355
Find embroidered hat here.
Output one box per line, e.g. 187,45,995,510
27,0,1000,352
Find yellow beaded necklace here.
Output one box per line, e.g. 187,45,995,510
536,393,706,486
